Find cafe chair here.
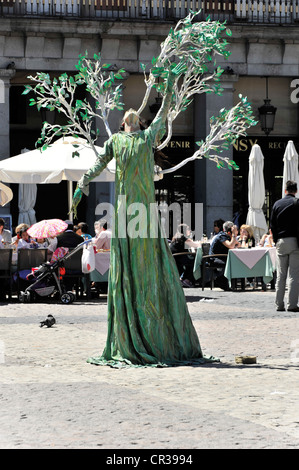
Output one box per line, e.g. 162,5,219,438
0,248,13,300
201,243,210,255
172,251,196,283
62,247,91,300
17,248,48,298
201,252,228,290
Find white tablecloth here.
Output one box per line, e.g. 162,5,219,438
94,251,110,275
231,247,276,270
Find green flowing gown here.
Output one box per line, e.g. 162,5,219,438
78,117,218,368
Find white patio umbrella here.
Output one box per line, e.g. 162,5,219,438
18,182,37,225
17,148,37,225
246,144,268,242
0,136,115,220
282,140,299,197
0,182,13,206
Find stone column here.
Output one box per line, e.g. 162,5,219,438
0,69,15,161
0,69,16,217
194,74,239,235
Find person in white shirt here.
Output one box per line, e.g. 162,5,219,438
0,217,12,246
93,219,112,251
17,227,38,249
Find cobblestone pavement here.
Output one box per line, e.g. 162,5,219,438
0,286,299,450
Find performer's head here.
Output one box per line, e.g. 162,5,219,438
122,109,140,132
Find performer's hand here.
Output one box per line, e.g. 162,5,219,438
170,61,188,76
70,186,83,218
167,61,187,88
73,186,83,203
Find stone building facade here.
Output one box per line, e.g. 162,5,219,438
0,1,298,236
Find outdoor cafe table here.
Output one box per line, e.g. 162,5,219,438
90,250,110,283
193,247,203,280
224,246,276,287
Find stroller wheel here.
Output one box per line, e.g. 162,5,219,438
19,291,31,303
68,291,76,302
60,292,73,304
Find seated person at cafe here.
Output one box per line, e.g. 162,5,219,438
209,221,240,290
74,222,92,241
17,227,38,249
48,220,83,253
93,218,112,251
11,223,29,246
212,219,225,236
259,229,274,247
0,218,12,245
36,237,49,248
237,224,255,247
170,223,201,287
237,223,256,286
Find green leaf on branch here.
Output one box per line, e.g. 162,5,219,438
22,85,32,95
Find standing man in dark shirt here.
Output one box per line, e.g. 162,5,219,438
270,180,299,312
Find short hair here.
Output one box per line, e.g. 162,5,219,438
0,218,4,227
214,219,225,230
78,222,89,233
286,180,297,194
95,218,107,230
223,221,234,233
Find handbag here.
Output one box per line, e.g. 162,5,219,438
81,242,95,273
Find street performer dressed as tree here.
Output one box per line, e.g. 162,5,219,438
25,12,257,367
73,66,216,367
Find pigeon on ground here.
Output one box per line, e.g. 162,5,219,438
40,315,56,328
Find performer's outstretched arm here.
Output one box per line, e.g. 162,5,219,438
71,137,113,216
148,63,186,144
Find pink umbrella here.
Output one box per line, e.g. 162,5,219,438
27,219,68,238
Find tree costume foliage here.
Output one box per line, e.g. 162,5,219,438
24,10,257,189
24,12,257,368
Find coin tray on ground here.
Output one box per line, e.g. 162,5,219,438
235,356,257,364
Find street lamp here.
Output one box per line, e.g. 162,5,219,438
258,77,277,136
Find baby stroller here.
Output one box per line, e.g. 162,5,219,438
19,240,91,304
